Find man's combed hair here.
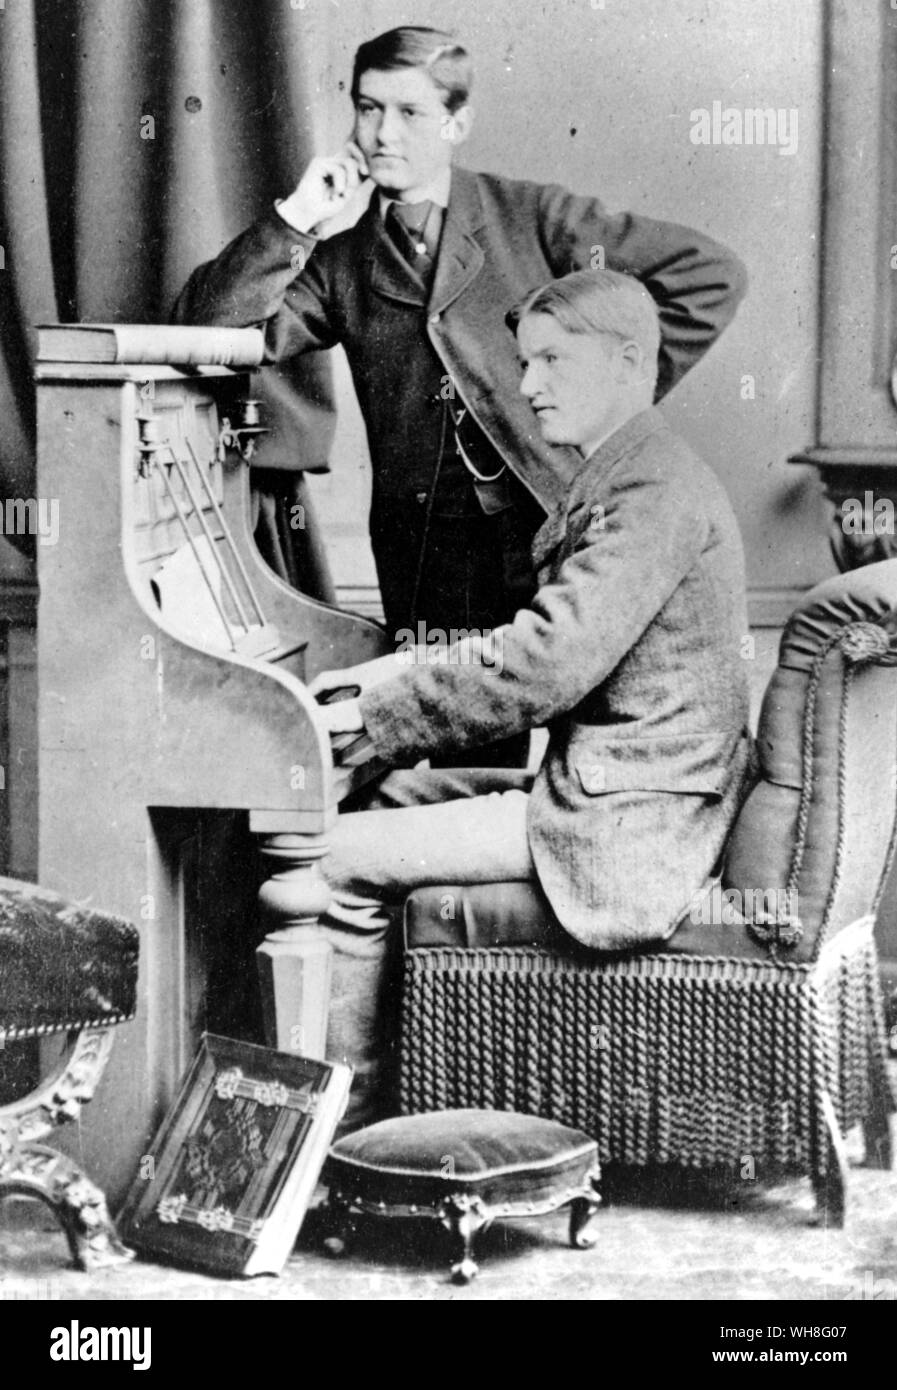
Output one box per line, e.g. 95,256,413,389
352,26,473,112
508,268,661,376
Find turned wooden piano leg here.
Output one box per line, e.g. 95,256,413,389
255,834,333,1058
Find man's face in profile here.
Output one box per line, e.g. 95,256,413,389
518,312,625,456
353,66,468,200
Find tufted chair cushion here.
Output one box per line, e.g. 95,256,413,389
0,875,139,1040
723,559,897,962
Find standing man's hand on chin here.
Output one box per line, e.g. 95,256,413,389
276,141,370,235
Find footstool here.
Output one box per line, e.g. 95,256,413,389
0,876,139,1270
323,1109,602,1283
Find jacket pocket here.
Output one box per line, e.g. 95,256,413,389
571,729,749,798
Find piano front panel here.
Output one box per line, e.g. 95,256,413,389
35,357,389,1200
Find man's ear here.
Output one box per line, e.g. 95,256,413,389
618,338,645,382
445,104,474,147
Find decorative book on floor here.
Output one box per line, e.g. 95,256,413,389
118,1033,352,1277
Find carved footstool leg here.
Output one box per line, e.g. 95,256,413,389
569,1172,603,1249
322,1191,358,1258
0,1142,133,1271
440,1193,490,1284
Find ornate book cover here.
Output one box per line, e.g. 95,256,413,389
118,1034,352,1277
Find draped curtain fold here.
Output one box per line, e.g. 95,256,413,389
0,0,337,586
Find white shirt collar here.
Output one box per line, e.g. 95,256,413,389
378,168,451,217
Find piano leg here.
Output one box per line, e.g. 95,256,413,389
255,834,334,1059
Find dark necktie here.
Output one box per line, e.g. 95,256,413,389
385,199,437,282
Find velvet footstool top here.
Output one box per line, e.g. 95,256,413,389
325,1109,602,1282
0,876,139,1040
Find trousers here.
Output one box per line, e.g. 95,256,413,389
318,766,535,1129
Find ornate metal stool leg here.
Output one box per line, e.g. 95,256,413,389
322,1190,358,1258
568,1170,603,1249
440,1194,490,1284
0,1028,133,1268
0,1144,133,1271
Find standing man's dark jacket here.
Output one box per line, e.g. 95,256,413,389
174,167,747,634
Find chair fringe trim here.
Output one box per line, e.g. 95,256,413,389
399,934,893,1177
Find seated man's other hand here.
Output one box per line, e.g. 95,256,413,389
317,697,364,736
309,652,409,702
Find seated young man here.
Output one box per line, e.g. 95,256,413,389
310,267,753,1124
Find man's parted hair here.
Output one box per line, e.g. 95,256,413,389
351,26,473,113
508,268,661,379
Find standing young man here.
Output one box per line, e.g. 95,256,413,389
175,24,747,762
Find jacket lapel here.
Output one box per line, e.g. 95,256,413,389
532,410,667,573
365,202,430,306
363,166,487,311
427,167,486,314
532,507,567,572
570,409,666,508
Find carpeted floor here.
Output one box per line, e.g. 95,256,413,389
2,1128,896,1302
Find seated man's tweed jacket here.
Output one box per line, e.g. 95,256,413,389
360,407,754,950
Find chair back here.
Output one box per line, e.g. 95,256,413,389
724,559,897,962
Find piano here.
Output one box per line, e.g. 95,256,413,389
35,330,389,1201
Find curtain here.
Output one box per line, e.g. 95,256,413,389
0,0,337,592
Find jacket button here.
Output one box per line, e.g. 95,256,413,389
429,312,441,325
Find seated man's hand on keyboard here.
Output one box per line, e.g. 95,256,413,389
309,652,409,702
317,696,364,736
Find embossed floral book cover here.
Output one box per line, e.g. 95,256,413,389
118,1033,352,1277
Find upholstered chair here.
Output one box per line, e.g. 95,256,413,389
398,560,897,1224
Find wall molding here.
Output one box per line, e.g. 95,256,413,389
747,588,811,630
337,584,807,635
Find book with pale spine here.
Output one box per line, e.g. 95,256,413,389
35,323,265,367
118,1033,352,1277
